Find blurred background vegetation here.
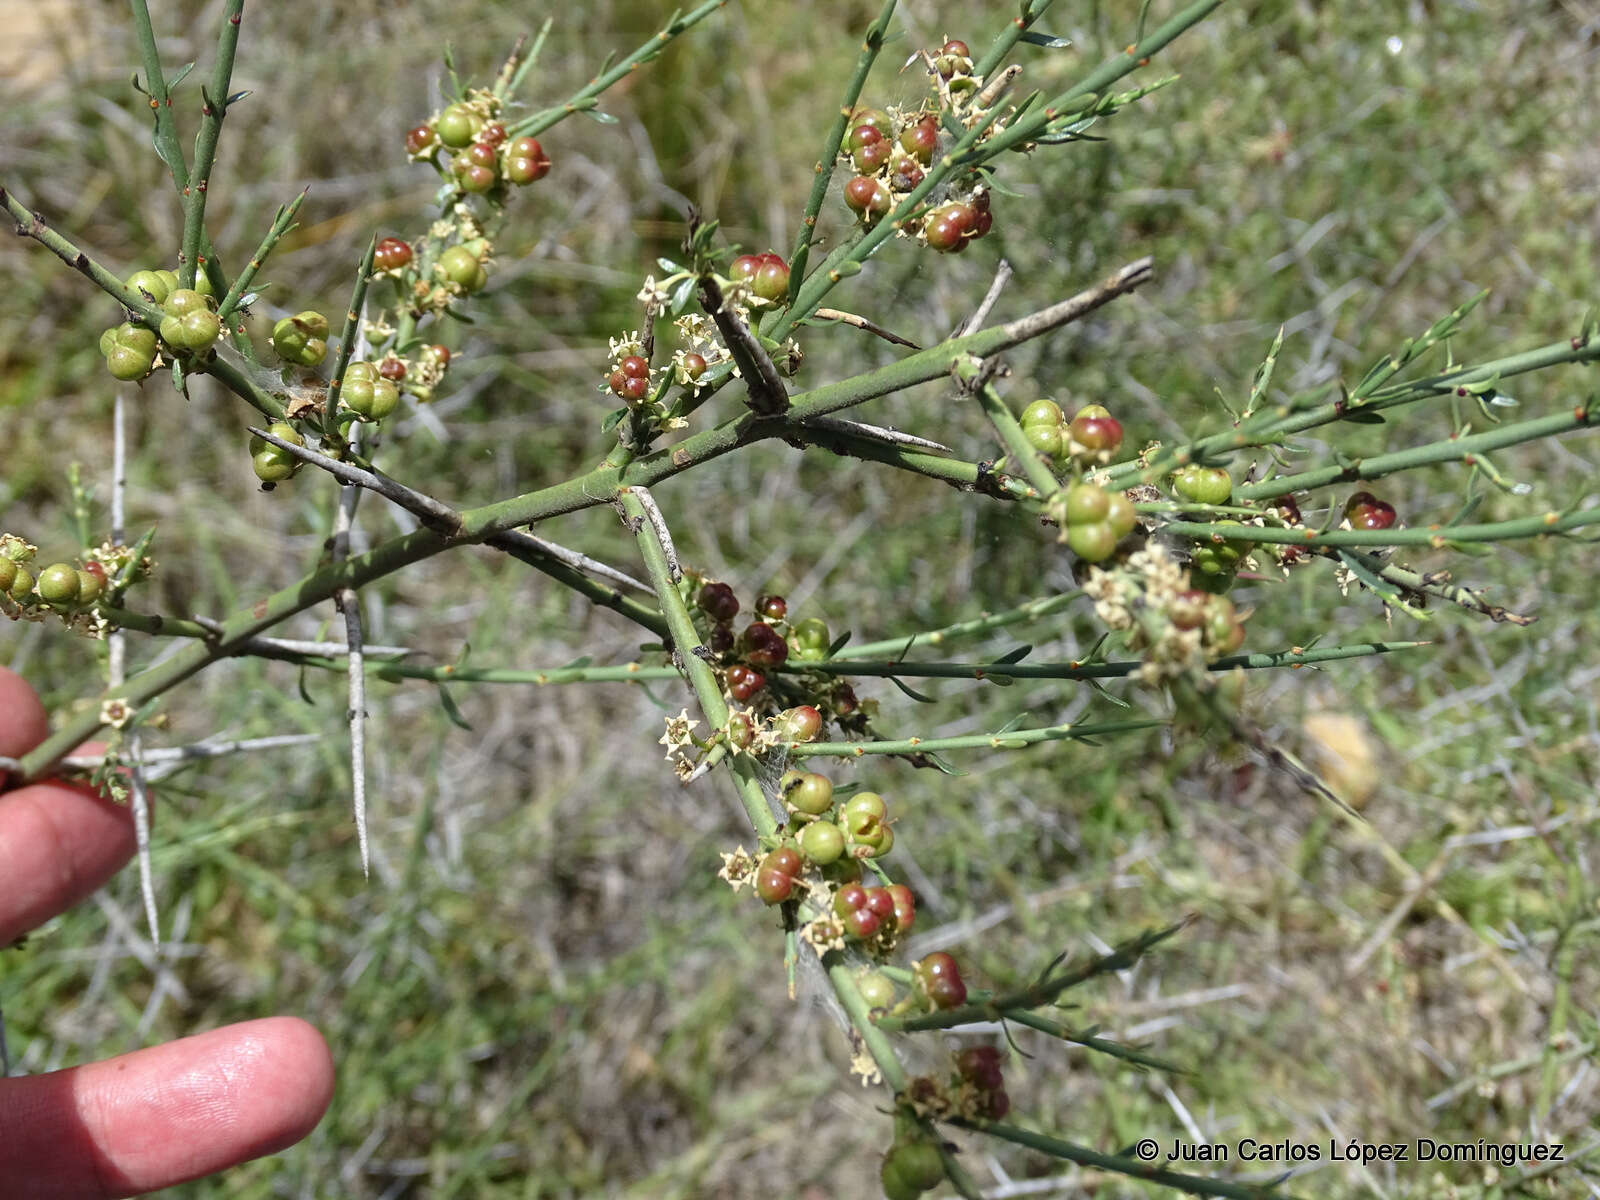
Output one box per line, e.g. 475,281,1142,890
3,0,1598,1196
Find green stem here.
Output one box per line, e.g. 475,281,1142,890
785,719,1165,758
1161,507,1600,549
507,0,730,138
973,0,1058,78
967,366,1064,496
793,421,1042,503
2,188,163,321
618,488,774,839
178,0,244,290
946,1119,1304,1200
217,189,307,321
785,0,898,296
1233,400,1600,500
837,591,1082,659
323,238,379,439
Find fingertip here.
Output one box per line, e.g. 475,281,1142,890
0,667,50,760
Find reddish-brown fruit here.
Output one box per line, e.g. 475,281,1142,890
374,237,413,271
620,355,650,379
378,358,407,381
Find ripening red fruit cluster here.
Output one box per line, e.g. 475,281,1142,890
729,253,790,303
408,104,550,194
832,882,914,941
1344,490,1397,530
838,101,995,251
954,1045,1010,1119
608,353,652,401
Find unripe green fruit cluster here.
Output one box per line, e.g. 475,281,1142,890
439,243,488,294
99,322,158,381
8,558,106,610
1187,519,1251,591
1059,482,1138,564
271,311,329,367
249,421,306,483
340,361,400,421
159,289,221,354
126,266,211,307
778,772,901,873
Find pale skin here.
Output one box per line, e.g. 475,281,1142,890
0,667,335,1197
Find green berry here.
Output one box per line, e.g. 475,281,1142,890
1063,483,1110,525
249,421,305,483
880,1154,920,1200
125,269,172,306
799,820,845,865
159,290,219,353
0,559,13,593
8,565,34,602
36,562,81,606
891,1142,946,1191
1019,398,1063,429
343,375,400,421
1067,521,1118,563
439,245,486,292
857,970,896,1009
271,311,330,366
436,105,478,148
1104,490,1138,537
783,771,835,816
1173,464,1232,505
105,344,154,381
1024,423,1064,459
75,568,104,605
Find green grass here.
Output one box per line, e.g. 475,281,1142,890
4,1,1599,1197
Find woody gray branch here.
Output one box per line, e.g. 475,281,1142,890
697,275,789,416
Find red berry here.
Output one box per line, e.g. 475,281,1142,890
864,886,897,922
955,1046,1005,1090
378,357,407,381
621,355,649,379
726,663,766,702
765,846,803,878
1345,492,1397,530
844,175,891,219
924,203,974,253
741,621,789,668
844,907,882,940
849,107,893,133
756,867,794,905
774,705,822,743
852,139,892,173
752,255,789,303
833,883,870,918
846,124,884,154
374,237,413,271
682,352,708,380
899,117,939,165
707,621,735,654
424,344,450,367
942,39,971,57
729,254,763,283
405,124,436,155
917,952,968,1009
458,163,496,193
608,369,629,396
504,138,550,184
622,375,650,401
480,122,507,146
832,684,858,716
1070,412,1124,454
697,581,740,622
756,593,787,620
466,142,498,168
82,561,108,587
886,884,915,931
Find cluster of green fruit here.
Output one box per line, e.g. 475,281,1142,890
879,1136,946,1200
775,771,898,872
0,555,106,611
248,422,307,484
99,268,221,381
1170,466,1251,590
405,105,551,194
1058,482,1139,564
1020,399,1125,466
